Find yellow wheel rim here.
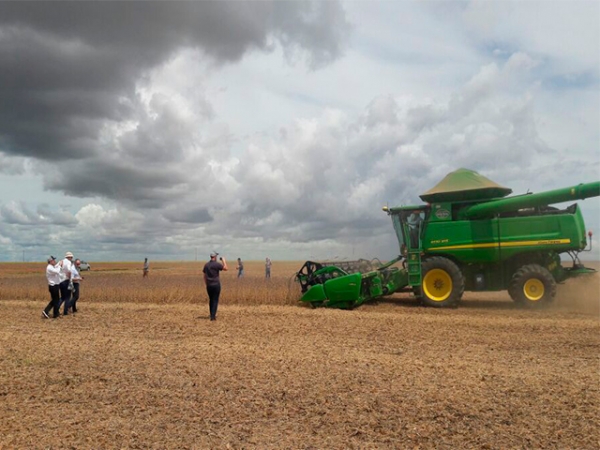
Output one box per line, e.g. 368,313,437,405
423,268,452,302
523,279,544,301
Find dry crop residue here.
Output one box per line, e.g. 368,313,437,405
0,261,598,448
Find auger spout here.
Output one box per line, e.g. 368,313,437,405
460,182,600,219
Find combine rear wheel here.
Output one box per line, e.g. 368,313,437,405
420,257,465,308
509,264,556,308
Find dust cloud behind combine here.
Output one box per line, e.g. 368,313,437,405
555,261,600,315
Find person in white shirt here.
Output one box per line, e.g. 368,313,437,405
58,251,74,315
42,256,62,319
70,259,84,313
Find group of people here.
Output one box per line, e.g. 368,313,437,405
41,251,270,322
43,252,83,319
234,257,271,279
203,254,273,321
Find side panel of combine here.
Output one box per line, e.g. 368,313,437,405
423,219,501,264
496,207,587,255
423,207,587,265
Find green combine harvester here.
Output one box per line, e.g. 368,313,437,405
295,168,599,309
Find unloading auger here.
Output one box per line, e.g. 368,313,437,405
295,168,600,309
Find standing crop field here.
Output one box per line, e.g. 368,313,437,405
0,261,599,448
0,260,301,306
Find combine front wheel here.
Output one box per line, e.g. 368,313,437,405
420,257,465,308
509,264,556,308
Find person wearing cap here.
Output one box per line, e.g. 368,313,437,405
42,256,61,319
202,251,228,321
58,251,74,315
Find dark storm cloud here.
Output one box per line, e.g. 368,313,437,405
0,1,350,160
44,159,185,208
0,2,346,63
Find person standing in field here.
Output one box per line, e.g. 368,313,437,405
203,251,228,321
58,251,74,315
70,259,83,314
236,258,244,278
143,257,149,278
265,257,272,279
42,256,61,319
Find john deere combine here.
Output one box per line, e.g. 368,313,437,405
296,168,599,309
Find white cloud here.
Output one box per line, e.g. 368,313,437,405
74,204,108,228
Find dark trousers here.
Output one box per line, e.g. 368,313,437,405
71,283,80,312
58,280,71,314
206,284,221,319
410,228,419,248
44,285,60,318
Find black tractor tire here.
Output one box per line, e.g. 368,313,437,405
508,264,556,308
420,257,465,308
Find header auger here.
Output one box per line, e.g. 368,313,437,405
295,168,599,309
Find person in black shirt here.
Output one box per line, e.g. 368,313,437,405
203,251,228,321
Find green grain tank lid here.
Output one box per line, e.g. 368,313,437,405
420,168,512,203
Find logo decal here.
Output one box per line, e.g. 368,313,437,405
435,209,450,219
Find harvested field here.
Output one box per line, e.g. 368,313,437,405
1,261,599,448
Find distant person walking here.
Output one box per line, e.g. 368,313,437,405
143,258,149,278
58,251,74,315
70,259,83,313
236,258,244,278
203,251,228,321
42,256,61,319
265,257,272,279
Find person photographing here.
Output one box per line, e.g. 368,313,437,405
203,251,228,321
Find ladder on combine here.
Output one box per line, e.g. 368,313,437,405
406,219,422,287
407,250,422,287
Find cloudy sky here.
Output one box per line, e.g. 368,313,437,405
0,1,598,263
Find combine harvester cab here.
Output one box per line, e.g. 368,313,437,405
296,168,599,309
